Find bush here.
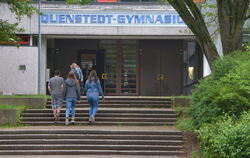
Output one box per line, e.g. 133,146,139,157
190,51,250,129
197,111,250,158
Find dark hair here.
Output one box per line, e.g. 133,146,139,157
54,70,60,76
68,71,76,79
87,70,99,82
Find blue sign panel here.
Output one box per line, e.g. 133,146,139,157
40,12,186,26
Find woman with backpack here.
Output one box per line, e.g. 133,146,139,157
84,70,104,124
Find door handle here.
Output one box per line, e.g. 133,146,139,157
157,74,165,80
157,74,161,80
101,73,108,79
161,74,165,80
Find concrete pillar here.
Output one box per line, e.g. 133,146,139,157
40,36,47,94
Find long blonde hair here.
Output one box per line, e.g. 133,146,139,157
87,70,99,82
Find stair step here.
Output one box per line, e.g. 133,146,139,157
21,117,176,122
22,113,177,118
22,109,176,114
0,144,182,150
21,122,176,126
45,104,171,108
0,134,182,140
0,139,182,145
0,129,182,135
47,97,172,101
0,150,184,155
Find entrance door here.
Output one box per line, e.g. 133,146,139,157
100,40,138,95
140,49,161,96
77,50,105,87
140,40,183,96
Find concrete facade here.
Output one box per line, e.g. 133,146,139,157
0,46,38,94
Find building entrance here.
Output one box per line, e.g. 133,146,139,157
47,38,201,96
100,40,138,95
139,40,183,96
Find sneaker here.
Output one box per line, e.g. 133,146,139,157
88,117,92,123
54,117,57,123
92,116,95,123
71,117,75,124
65,118,69,125
56,114,60,121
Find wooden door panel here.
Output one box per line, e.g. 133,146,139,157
140,49,161,96
160,41,183,96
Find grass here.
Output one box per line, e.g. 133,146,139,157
174,105,195,132
0,95,49,98
0,104,27,128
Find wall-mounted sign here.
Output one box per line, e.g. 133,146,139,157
40,12,186,26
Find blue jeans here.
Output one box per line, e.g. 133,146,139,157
87,93,99,117
65,98,77,118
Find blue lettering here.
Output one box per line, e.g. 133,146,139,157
59,14,65,23
145,15,154,24
126,15,134,24
106,15,113,24
117,15,125,24
155,15,163,24
75,15,82,23
41,14,49,23
134,15,145,24
98,15,105,23
83,15,90,23
164,15,171,24
66,14,74,23
177,15,184,24
173,15,176,24
50,14,57,23
90,15,97,23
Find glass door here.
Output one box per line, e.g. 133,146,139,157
120,40,138,95
100,40,138,95
100,40,118,95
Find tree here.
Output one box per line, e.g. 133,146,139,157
0,0,36,44
166,0,249,66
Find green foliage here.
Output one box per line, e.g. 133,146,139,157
0,20,23,44
197,111,250,158
176,117,194,132
190,50,250,129
0,0,36,43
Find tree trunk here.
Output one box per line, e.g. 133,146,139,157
168,0,219,67
217,0,249,55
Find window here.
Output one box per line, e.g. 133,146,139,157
0,35,30,46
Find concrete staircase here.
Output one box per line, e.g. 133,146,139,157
21,97,177,126
0,129,184,156
0,97,184,156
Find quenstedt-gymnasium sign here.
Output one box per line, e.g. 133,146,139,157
40,12,186,26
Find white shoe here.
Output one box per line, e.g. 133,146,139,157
71,117,75,124
92,116,95,123
65,118,69,125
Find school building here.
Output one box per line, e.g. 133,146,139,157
0,0,248,96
